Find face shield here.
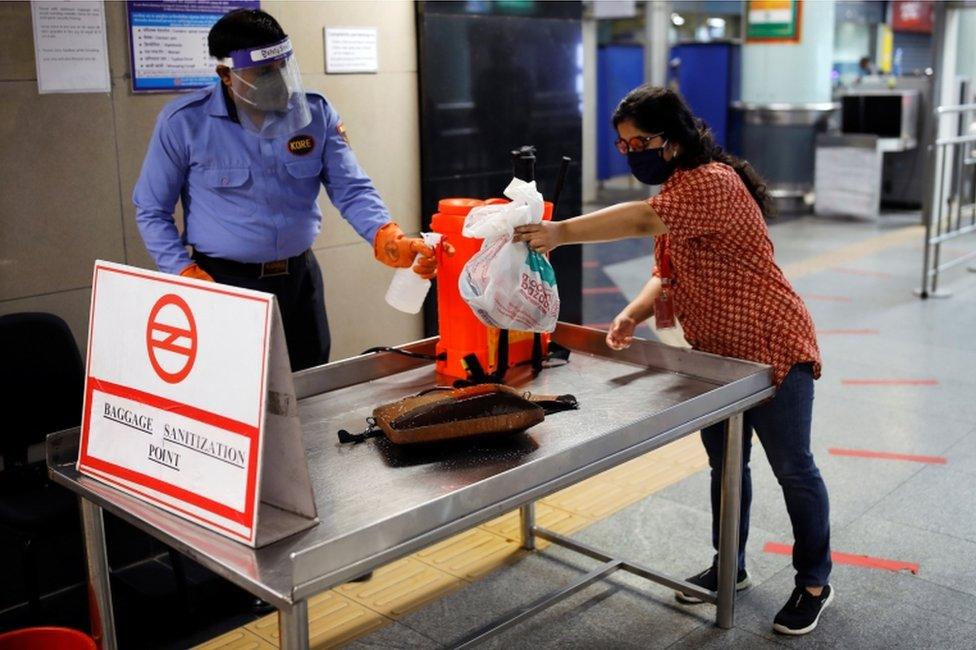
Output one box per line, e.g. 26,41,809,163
220,38,311,138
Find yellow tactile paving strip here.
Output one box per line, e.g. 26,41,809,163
196,435,709,650
335,557,463,618
781,225,922,281
248,590,389,649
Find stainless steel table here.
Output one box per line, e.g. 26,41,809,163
48,324,774,649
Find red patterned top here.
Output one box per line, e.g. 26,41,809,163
649,162,821,386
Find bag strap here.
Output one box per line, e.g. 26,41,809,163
462,339,572,386
337,418,382,444
525,392,579,415
531,333,544,374
492,329,510,382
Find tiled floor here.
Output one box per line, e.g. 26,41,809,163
202,207,976,649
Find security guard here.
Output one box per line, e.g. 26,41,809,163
134,8,438,370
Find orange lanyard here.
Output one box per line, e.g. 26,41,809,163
658,236,673,286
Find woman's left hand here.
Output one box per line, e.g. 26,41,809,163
513,221,565,254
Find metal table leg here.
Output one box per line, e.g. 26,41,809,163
278,600,309,650
715,413,744,629
519,502,536,550
80,498,117,650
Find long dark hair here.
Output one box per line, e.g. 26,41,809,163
612,85,773,219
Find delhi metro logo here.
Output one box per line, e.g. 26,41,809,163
146,294,198,384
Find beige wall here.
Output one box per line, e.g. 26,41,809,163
0,0,422,361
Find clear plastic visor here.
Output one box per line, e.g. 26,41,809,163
222,40,311,138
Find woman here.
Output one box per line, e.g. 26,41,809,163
515,85,833,636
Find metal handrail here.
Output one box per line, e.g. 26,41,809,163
917,102,976,298
935,133,976,147
936,102,976,115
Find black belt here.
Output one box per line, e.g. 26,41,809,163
193,250,310,279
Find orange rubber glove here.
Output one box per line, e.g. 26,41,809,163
179,263,214,282
374,222,434,270
413,241,456,280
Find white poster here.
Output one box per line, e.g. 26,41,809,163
592,0,637,19
78,262,271,542
325,27,378,74
31,0,111,94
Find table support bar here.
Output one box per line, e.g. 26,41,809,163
278,600,309,650
449,525,720,648
716,413,744,629
81,499,117,650
453,559,621,649
519,502,536,550
449,413,746,648
533,527,715,604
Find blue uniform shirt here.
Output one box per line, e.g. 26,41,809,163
133,83,391,274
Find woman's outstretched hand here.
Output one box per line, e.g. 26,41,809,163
513,221,565,254
606,312,637,350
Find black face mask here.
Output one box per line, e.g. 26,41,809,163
627,146,675,185
249,72,290,113
233,70,290,113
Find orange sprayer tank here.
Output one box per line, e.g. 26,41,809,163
432,198,553,380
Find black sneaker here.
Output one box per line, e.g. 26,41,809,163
773,585,835,635
674,565,752,604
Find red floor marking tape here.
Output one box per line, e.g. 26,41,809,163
583,261,600,269
832,268,893,278
817,329,880,335
828,448,947,464
801,294,853,302
841,378,939,386
582,286,623,295
764,542,919,574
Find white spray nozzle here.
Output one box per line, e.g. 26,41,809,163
422,231,442,250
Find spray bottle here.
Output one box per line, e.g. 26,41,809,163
385,232,442,314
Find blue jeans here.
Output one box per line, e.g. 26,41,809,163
701,363,832,587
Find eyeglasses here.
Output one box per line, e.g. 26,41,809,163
615,133,665,155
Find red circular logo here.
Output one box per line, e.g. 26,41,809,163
146,294,198,384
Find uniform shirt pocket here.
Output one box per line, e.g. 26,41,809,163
199,166,255,219
284,159,323,179
205,166,251,189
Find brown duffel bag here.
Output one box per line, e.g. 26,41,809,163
338,384,578,445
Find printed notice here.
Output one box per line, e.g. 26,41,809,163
79,261,270,542
87,392,253,511
31,0,111,94
78,261,317,547
325,27,378,74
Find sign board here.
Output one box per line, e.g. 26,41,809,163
31,0,111,94
891,1,934,34
127,0,259,93
591,0,636,20
746,0,802,43
78,261,316,547
325,27,378,74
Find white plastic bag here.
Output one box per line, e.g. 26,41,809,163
459,178,560,333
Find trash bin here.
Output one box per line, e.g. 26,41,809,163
0,627,97,650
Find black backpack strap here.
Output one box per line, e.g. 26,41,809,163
547,341,571,363
461,329,511,385
337,418,382,444
492,329,510,382
525,393,579,415
531,333,544,375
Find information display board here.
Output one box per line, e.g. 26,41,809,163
128,0,259,93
